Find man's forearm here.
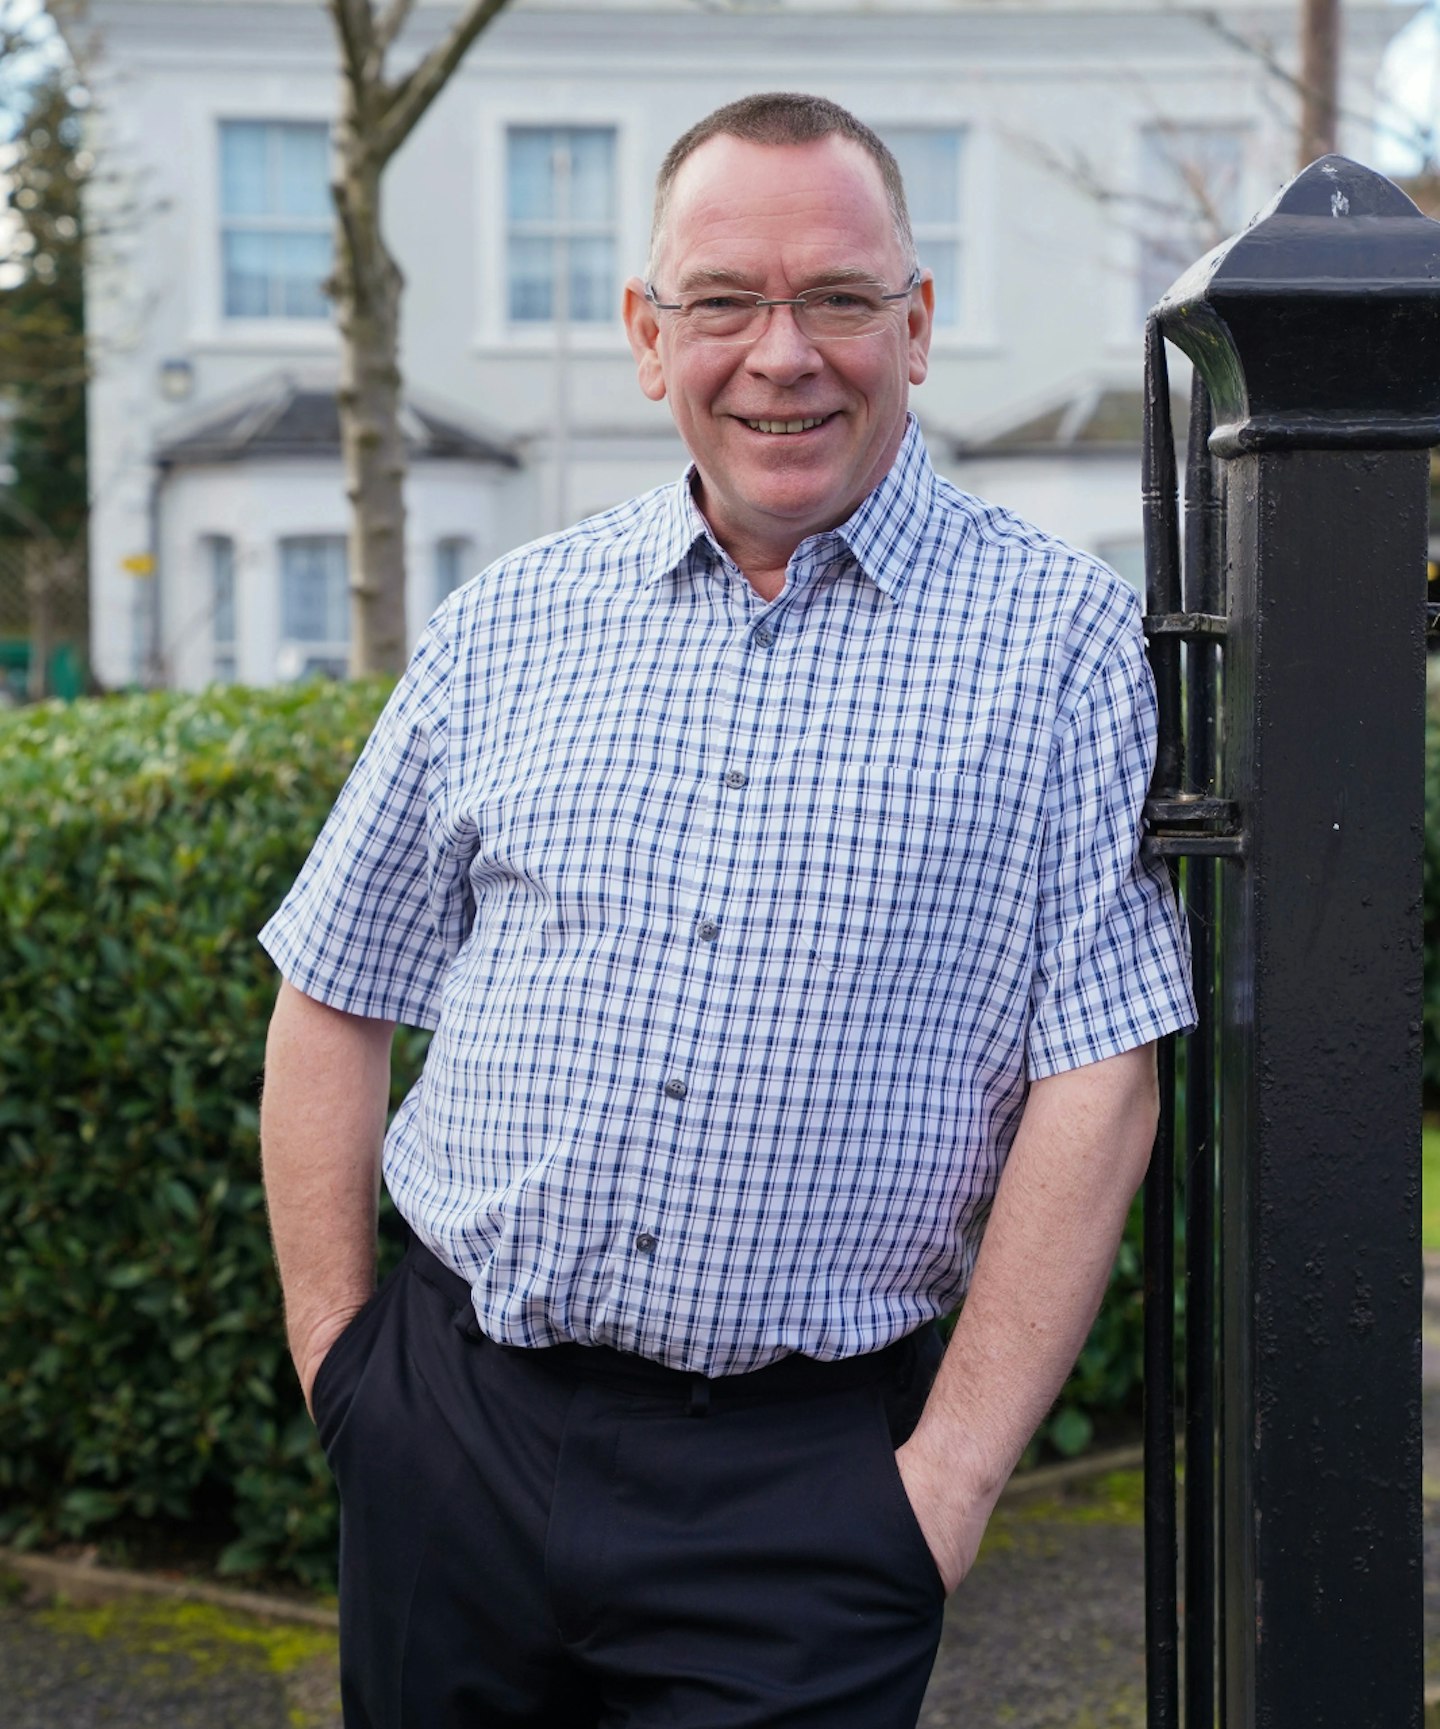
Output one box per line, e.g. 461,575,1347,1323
260,979,396,1409
896,1043,1158,1591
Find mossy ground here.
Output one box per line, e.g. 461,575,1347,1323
19,1591,340,1728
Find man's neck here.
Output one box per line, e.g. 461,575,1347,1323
742,564,787,602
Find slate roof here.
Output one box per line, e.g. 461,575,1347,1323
155,373,520,469
951,384,1191,460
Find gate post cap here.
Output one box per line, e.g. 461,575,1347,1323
1153,156,1440,453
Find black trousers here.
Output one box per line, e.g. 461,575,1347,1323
312,1238,947,1729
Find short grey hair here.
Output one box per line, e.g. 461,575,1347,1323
646,92,916,284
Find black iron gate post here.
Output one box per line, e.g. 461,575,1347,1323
1149,158,1440,1728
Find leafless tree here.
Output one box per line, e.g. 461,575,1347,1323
325,0,513,676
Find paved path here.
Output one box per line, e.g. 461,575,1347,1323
4,1264,1438,1728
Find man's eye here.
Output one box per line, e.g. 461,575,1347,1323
688,295,749,313
810,290,874,311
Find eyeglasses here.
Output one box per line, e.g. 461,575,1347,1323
645,269,921,345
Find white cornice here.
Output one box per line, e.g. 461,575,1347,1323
85,0,1409,66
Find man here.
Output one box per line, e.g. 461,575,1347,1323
260,92,1194,1729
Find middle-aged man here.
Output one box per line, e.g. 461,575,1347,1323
260,92,1195,1729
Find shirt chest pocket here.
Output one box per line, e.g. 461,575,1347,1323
756,763,1028,976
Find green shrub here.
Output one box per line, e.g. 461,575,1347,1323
0,681,427,1584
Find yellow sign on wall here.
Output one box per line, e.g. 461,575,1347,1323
121,553,155,577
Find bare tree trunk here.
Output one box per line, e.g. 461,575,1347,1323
323,0,513,679
1298,0,1340,170
333,83,409,678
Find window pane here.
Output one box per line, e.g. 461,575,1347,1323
568,129,616,222
275,230,332,319
210,537,236,644
220,122,268,217
324,539,349,642
569,236,615,323
885,129,961,225
509,129,557,222
277,124,331,218
281,537,349,643
435,537,475,607
924,240,960,328
506,126,617,327
221,121,331,321
509,235,554,321
282,550,326,641
223,230,273,317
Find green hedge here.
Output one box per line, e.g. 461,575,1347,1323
0,681,427,1583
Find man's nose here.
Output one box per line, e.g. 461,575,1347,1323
743,303,823,380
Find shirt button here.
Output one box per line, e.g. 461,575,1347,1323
698,919,721,943
724,769,748,789
663,1078,688,1100
634,1232,658,1254
753,626,776,648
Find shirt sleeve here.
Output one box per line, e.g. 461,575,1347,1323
1025,586,1196,1078
258,609,470,1029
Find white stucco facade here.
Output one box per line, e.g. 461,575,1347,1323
76,0,1410,687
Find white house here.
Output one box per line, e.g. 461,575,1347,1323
76,0,1408,689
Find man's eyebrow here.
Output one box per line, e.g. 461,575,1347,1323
673,266,758,293
672,264,887,293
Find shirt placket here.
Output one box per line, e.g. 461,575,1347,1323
622,574,805,1361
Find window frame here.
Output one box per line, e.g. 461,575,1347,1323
875,125,968,334
217,118,335,327
207,534,238,683
505,124,621,331
277,533,350,681
474,112,634,353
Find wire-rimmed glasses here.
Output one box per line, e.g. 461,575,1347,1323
645,269,921,345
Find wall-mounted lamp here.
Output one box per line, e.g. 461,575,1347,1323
158,358,194,401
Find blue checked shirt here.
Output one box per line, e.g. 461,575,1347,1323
261,418,1195,1376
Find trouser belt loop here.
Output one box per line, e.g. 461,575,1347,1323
687,1375,712,1418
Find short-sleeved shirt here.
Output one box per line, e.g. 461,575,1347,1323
261,417,1195,1376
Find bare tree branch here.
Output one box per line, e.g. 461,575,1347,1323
370,0,418,73
1188,4,1435,164
376,0,511,165
325,0,375,96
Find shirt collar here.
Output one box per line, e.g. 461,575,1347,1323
830,414,936,602
642,469,727,587
643,413,938,597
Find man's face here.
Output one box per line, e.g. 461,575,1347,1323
624,134,933,571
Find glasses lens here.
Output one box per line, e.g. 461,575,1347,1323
667,282,903,344
794,285,890,340
678,293,763,340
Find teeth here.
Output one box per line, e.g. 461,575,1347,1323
745,417,826,434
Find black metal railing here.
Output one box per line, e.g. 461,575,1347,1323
1138,152,1434,1729
1140,318,1235,1729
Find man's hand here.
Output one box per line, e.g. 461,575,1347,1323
886,1044,1159,1595
294,1301,369,1419
894,1429,995,1594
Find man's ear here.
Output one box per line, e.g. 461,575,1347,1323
907,270,935,389
624,277,668,403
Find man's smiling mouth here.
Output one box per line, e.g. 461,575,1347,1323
742,416,832,435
